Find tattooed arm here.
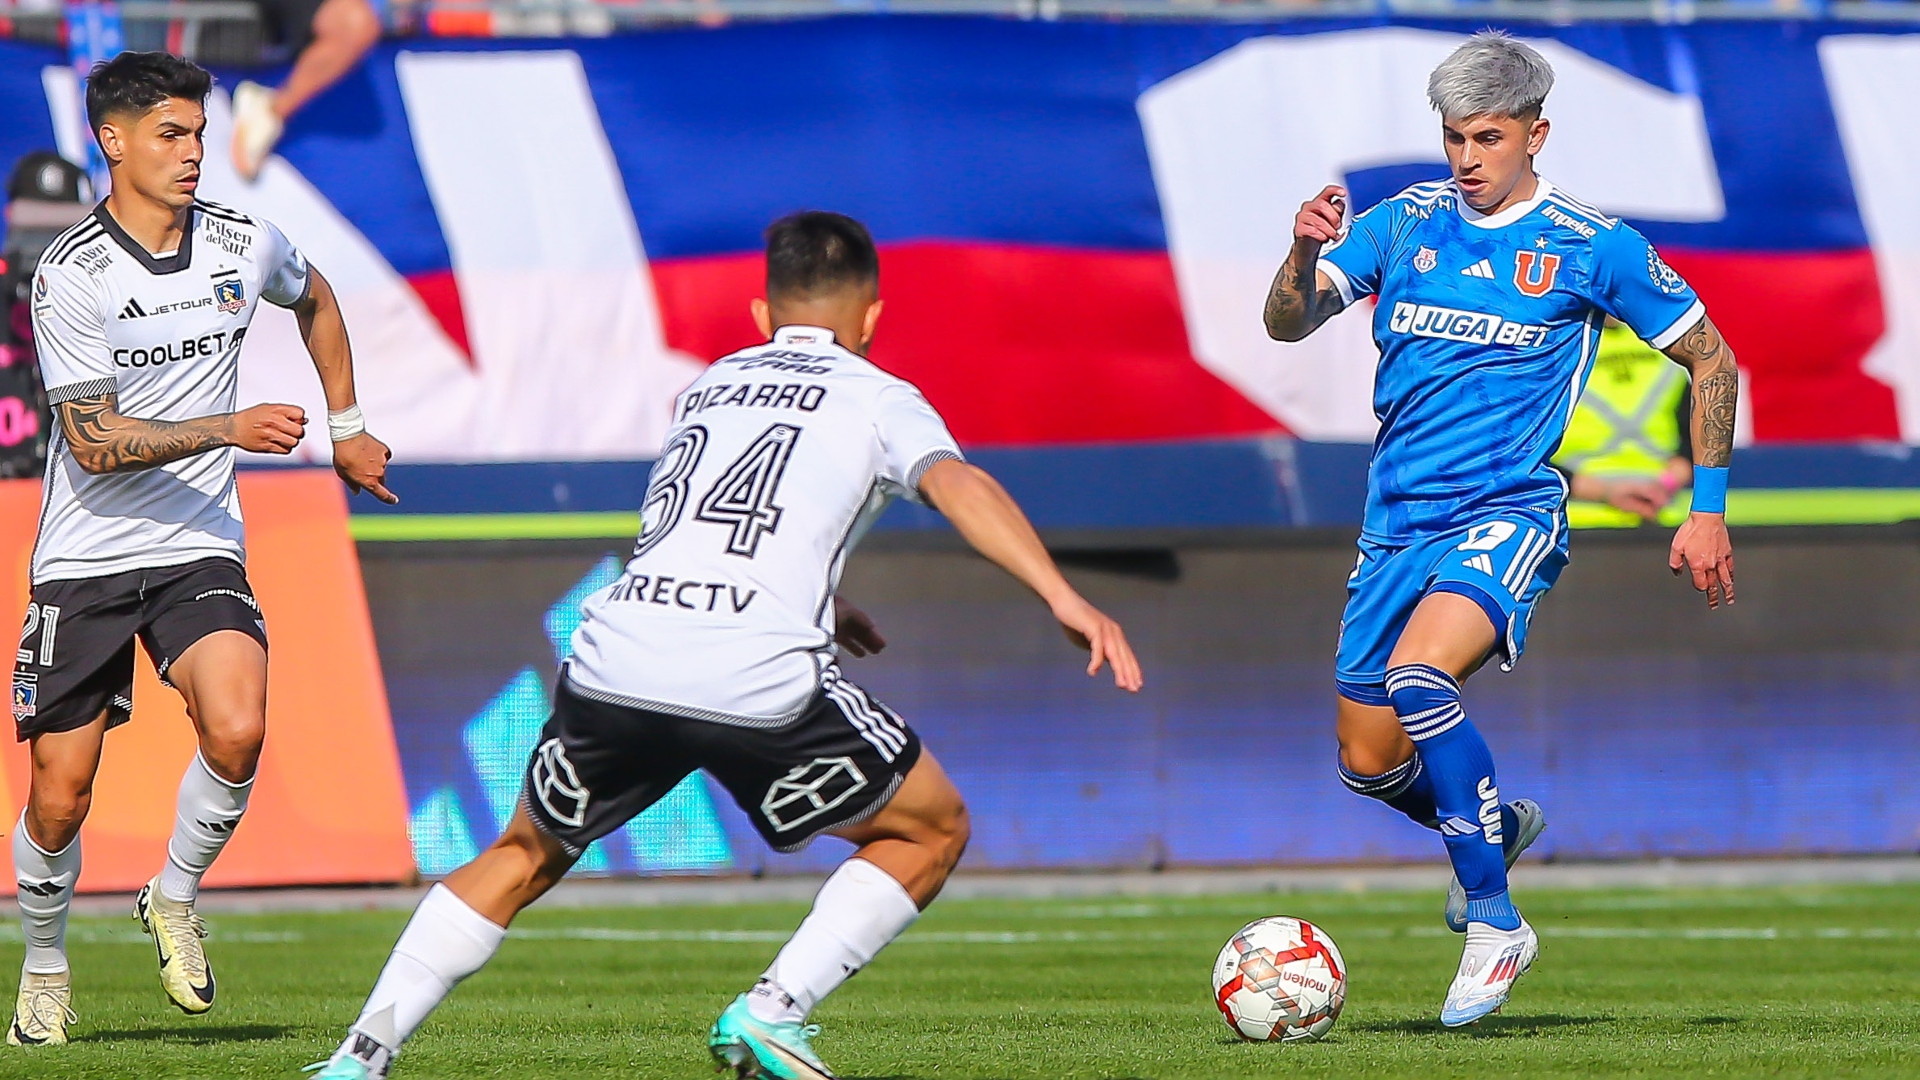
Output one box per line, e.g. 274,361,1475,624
1660,314,1738,608
56,393,307,474
1664,316,1738,470
1264,185,1350,342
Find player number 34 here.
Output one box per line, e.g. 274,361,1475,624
633,423,802,559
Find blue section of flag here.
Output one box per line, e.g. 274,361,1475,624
0,17,1851,276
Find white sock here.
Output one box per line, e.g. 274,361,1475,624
13,813,80,976
748,858,920,1024
343,884,505,1059
159,753,254,903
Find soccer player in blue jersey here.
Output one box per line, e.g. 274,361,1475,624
1264,31,1738,1026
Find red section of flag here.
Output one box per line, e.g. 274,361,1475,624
1661,248,1896,442
405,269,475,368
649,243,1285,446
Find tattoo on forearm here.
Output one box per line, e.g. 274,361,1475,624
1264,253,1346,342
1666,317,1738,470
58,394,231,473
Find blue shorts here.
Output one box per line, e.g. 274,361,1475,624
1335,509,1569,707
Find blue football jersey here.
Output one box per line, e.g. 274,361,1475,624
1318,178,1705,544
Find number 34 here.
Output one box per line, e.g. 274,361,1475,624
634,423,801,559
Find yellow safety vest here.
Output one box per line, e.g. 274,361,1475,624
1554,324,1687,528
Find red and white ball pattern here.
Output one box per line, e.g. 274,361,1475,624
1211,916,1346,1042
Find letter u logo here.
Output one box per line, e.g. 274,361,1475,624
1513,251,1561,297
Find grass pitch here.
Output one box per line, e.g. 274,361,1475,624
2,881,1917,1079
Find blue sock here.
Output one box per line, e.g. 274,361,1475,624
1385,663,1521,931
1337,753,1438,829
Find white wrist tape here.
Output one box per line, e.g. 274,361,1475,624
327,404,366,442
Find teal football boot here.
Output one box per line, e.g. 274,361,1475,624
708,993,836,1080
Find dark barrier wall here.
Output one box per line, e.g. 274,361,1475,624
361,528,1920,875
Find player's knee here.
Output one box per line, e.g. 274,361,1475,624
1337,737,1413,782
1384,663,1464,742
26,788,91,849
1337,750,1421,802
493,819,574,890
198,719,265,783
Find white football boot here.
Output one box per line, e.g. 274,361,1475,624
1440,918,1538,1028
230,81,284,182
134,878,216,1014
7,970,76,1046
1446,799,1546,933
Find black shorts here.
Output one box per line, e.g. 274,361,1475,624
11,558,269,739
523,675,922,855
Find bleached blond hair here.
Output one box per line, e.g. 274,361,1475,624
1427,31,1555,121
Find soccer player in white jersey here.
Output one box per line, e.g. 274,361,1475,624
8,52,395,1046
310,212,1143,1080
1264,34,1737,1025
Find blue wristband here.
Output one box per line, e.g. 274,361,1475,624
1691,466,1729,514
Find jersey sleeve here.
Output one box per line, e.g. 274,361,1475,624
875,381,964,503
1316,201,1394,306
257,219,312,308
29,261,115,404
1590,224,1705,351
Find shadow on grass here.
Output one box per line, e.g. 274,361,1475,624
1689,1016,1742,1027
85,1023,293,1046
1347,1013,1615,1037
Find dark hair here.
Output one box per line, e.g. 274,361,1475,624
765,211,878,300
85,52,212,137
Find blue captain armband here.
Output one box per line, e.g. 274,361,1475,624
1691,466,1729,514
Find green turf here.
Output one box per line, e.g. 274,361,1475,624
3,882,1918,1078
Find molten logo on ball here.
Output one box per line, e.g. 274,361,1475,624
1211,916,1346,1042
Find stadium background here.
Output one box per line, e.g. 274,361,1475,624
2,8,1919,890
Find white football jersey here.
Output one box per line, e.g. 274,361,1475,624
567,324,963,725
29,200,310,584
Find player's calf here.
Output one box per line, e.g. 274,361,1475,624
316,814,572,1077
1384,663,1521,931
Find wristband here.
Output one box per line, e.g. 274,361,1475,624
1691,465,1729,514
327,404,366,442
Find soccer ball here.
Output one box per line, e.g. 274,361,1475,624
1211,916,1346,1042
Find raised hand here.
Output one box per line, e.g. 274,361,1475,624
1294,185,1348,246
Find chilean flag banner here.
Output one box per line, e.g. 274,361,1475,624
1,18,1915,461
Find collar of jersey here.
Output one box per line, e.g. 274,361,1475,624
772,324,838,347
92,201,195,275
1455,175,1555,231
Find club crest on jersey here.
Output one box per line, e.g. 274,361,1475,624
212,272,245,314
33,274,47,301
1512,250,1561,297
1413,246,1438,274
11,672,36,720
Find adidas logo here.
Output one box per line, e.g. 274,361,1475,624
118,298,149,320
1465,554,1494,575
1461,259,1496,279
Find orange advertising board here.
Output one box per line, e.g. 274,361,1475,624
2,470,414,893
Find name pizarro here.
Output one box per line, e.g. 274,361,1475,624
676,382,826,420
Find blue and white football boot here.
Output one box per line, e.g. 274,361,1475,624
709,993,836,1080
1440,919,1538,1028
1445,799,1546,933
